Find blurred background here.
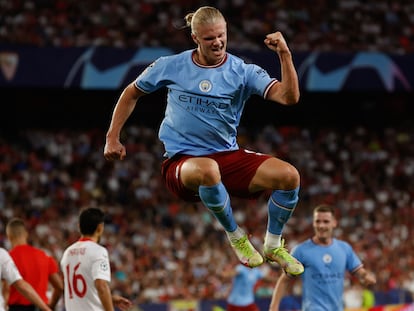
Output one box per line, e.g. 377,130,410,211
0,1,413,310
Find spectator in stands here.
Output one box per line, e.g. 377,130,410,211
6,218,63,311
0,122,413,304
269,204,376,311
0,0,412,53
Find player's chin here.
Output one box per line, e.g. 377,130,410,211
212,49,224,57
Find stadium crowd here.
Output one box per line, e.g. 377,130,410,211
0,123,413,306
1,0,413,309
0,0,414,53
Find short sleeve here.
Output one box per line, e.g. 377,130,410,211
91,248,111,282
245,64,278,98
0,248,22,285
135,57,170,93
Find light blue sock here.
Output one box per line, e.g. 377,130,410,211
267,187,299,235
199,182,237,232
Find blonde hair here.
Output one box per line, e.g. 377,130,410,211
184,6,225,35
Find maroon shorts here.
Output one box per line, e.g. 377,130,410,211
227,303,260,311
161,149,271,202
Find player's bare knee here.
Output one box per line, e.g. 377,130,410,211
280,164,300,189
198,161,221,185
182,158,221,185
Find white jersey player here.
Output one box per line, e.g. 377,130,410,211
60,208,132,311
0,248,52,311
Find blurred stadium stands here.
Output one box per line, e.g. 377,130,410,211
0,0,413,53
1,1,414,310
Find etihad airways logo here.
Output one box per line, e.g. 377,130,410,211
176,93,230,116
178,94,228,110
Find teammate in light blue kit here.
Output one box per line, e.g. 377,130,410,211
104,6,303,275
269,204,376,311
226,264,265,311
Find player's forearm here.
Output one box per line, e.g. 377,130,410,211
2,280,10,305
48,289,62,309
96,280,115,311
277,51,300,105
269,274,289,311
99,292,115,311
269,289,284,311
14,280,51,311
106,84,140,140
355,267,376,286
48,274,64,309
112,294,133,311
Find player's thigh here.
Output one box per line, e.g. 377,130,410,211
180,157,221,190
249,157,300,192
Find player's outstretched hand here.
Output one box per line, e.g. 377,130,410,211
360,271,377,287
264,32,290,54
104,139,126,161
113,294,133,310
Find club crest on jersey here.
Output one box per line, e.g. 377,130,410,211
323,253,332,264
199,80,212,92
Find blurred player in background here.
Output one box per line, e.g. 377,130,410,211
104,6,303,276
223,260,274,311
269,204,376,311
60,207,132,311
0,247,52,311
6,218,63,311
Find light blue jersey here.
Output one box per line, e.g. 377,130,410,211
135,50,277,158
292,238,362,311
227,264,264,306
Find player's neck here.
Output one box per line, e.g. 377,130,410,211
10,238,27,247
312,236,332,246
79,236,98,243
193,49,226,66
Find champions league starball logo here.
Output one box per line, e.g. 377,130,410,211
100,260,109,271
64,47,175,89
63,48,412,91
298,52,412,92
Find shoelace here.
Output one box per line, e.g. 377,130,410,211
271,239,295,263
232,236,253,257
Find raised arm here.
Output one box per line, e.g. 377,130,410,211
104,82,145,161
264,32,300,105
